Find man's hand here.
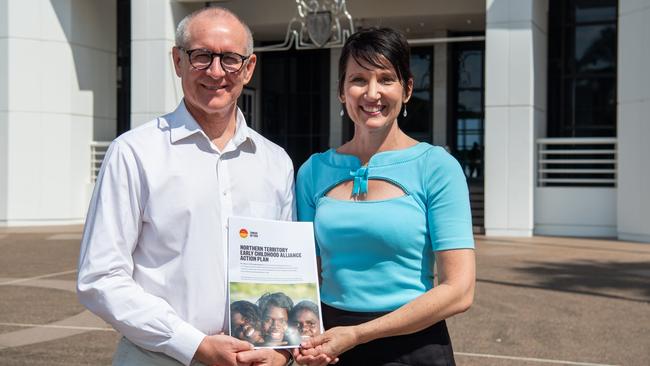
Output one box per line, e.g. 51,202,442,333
193,334,253,366
236,348,290,366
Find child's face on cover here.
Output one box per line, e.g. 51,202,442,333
262,306,288,342
232,312,263,344
293,309,320,337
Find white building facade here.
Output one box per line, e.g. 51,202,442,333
0,0,648,243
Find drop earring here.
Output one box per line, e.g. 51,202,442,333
402,107,408,118
340,108,345,117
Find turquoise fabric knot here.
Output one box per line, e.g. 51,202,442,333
350,166,369,196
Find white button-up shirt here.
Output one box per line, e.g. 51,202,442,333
77,101,295,365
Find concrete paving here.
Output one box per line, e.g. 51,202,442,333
0,227,648,365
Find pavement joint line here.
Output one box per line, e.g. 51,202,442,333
477,238,650,255
0,322,115,332
455,352,619,366
0,269,78,286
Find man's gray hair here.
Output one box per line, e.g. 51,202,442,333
175,6,254,55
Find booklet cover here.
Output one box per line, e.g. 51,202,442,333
228,216,323,349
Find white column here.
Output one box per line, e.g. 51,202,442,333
130,1,192,127
484,0,547,237
617,1,650,243
433,40,447,147
0,0,115,226
0,1,8,222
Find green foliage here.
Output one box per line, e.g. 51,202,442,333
230,282,318,305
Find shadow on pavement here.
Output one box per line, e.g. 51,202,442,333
480,260,650,303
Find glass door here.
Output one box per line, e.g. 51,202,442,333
260,49,330,172
450,39,485,231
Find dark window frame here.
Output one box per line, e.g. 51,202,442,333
547,0,618,138
259,48,330,172
402,46,434,143
448,37,485,181
116,0,131,135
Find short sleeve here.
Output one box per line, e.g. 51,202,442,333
425,149,475,251
296,156,320,256
296,157,316,222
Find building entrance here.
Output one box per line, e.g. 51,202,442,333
259,49,330,172
450,40,485,232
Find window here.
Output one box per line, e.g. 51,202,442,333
401,47,433,142
548,0,618,137
260,49,330,172
450,40,484,181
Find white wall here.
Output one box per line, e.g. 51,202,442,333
0,112,7,222
484,0,547,237
0,1,8,221
0,0,115,225
535,187,617,238
130,0,193,127
617,0,650,243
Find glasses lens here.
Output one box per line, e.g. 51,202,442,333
190,51,213,69
221,53,243,72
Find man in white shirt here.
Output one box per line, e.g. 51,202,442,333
78,7,294,366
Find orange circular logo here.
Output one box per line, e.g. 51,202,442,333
239,228,249,238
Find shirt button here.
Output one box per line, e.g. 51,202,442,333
223,191,228,196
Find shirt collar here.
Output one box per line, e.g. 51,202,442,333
167,100,255,150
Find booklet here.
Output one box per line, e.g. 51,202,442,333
227,216,323,349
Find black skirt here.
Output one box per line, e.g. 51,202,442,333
321,303,456,366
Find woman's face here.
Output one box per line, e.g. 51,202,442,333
340,56,412,133
293,309,320,337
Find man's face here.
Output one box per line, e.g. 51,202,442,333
262,306,288,343
293,309,320,337
172,13,257,122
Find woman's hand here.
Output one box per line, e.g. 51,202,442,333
296,326,358,363
236,348,290,366
292,348,336,366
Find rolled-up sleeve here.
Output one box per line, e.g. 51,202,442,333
77,140,205,366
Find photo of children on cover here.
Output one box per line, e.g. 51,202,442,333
229,282,322,348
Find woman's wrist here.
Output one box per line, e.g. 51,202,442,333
350,323,373,345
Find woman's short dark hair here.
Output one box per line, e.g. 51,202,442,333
289,300,319,321
338,27,413,97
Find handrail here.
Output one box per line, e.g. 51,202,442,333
536,137,617,187
536,137,616,144
90,141,111,183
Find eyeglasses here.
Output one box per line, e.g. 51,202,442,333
179,47,250,73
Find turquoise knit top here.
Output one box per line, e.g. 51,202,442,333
297,143,474,312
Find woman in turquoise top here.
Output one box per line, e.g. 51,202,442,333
295,28,476,366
